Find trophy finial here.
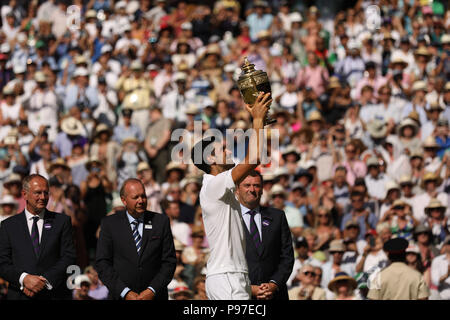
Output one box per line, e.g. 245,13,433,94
241,57,255,73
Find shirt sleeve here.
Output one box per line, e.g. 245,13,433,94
417,275,430,299
19,272,28,290
120,287,131,299
201,169,235,203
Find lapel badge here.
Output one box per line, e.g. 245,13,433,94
145,224,153,229
262,219,270,227
44,222,52,229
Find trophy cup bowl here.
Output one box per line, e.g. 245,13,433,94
237,57,276,126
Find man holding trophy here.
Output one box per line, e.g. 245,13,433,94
191,58,274,300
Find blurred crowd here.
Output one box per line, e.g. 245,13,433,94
0,0,449,300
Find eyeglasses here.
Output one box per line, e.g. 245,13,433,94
303,271,316,277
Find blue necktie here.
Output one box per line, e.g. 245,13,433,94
131,220,142,255
248,210,263,256
31,216,40,257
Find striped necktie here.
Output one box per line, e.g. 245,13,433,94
131,220,142,255
248,210,263,256
31,216,40,257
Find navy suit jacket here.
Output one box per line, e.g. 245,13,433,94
0,210,76,300
95,210,176,300
244,206,294,300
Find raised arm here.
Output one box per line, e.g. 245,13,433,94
231,92,272,185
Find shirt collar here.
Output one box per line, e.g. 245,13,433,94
126,211,144,224
25,208,45,220
240,203,260,216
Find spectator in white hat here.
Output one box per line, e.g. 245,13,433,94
0,194,18,225
430,235,450,300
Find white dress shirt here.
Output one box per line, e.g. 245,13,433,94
19,209,52,290
431,254,450,300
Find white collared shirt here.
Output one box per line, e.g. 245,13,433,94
24,208,45,242
240,204,262,240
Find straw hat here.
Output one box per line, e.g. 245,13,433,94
414,46,431,57
306,110,323,122
174,239,185,252
49,158,70,172
130,60,143,71
191,225,205,238
328,272,357,292
282,145,300,161
0,194,18,208
137,162,150,173
328,239,346,253
389,56,408,68
385,181,400,194
367,119,388,139
185,104,199,115
422,136,439,148
270,184,287,198
74,275,91,289
328,76,341,89
61,117,84,136
412,80,427,92
424,198,446,216
95,123,111,136
409,148,424,159
4,173,22,186
166,161,184,173
85,156,103,171
421,171,442,188
398,118,419,137
398,174,413,186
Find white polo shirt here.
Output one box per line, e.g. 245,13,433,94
199,169,248,276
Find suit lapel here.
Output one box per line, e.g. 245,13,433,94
38,210,54,260
19,211,38,260
260,207,273,256
139,211,154,259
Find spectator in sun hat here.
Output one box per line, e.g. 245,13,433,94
414,224,440,265
321,240,356,290
421,101,445,143
421,135,442,172
2,173,25,213
0,194,18,225
434,117,449,158
364,156,390,201
136,161,162,213
412,171,448,223
327,272,358,300
53,116,88,158
423,198,449,247
73,275,94,300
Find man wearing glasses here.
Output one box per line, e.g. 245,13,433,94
288,264,326,300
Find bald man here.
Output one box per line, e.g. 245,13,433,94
0,174,76,300
95,178,176,300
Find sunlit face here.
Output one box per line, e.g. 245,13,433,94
236,175,263,208
23,177,49,214
121,181,147,216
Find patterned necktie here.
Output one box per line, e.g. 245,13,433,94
131,220,142,255
248,210,263,256
31,216,40,257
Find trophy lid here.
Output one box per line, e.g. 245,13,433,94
241,57,256,74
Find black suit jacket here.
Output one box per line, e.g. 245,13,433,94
0,210,76,300
95,210,176,300
244,206,294,300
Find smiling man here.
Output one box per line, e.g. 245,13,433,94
0,174,76,300
95,178,176,300
235,171,294,300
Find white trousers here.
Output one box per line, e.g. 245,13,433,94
205,272,251,300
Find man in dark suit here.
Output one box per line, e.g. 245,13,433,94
96,178,176,300
236,170,294,300
0,174,76,300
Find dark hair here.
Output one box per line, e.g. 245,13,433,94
236,170,263,187
191,136,217,174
